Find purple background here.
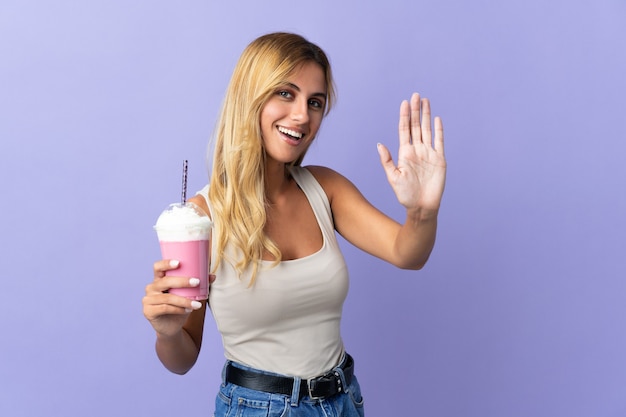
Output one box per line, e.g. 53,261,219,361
1,1,625,416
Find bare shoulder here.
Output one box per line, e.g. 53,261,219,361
303,165,357,196
187,193,211,219
302,165,368,216
303,164,340,180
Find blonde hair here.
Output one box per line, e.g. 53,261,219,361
208,32,336,284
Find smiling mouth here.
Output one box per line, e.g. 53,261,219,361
278,126,304,140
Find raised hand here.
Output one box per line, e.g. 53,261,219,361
377,93,446,212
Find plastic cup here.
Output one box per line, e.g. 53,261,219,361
153,202,213,300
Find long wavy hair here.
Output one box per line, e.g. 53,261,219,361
208,32,336,284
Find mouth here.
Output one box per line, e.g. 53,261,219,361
278,126,304,141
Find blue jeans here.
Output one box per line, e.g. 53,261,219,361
213,358,365,417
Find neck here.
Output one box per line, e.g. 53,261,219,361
264,160,292,203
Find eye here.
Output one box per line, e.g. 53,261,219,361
277,90,292,99
309,99,324,109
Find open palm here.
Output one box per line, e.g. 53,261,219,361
378,93,446,211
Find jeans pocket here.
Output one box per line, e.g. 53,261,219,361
215,383,289,417
347,376,365,410
214,383,233,416
235,396,289,417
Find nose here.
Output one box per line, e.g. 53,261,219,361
290,98,309,123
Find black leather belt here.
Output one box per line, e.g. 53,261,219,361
225,354,354,401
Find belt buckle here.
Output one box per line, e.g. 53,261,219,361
307,371,342,400
307,376,324,400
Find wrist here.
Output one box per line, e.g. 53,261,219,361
406,206,439,223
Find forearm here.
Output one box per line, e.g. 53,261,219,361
155,329,201,375
393,207,439,269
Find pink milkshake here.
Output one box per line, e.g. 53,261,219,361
154,202,212,300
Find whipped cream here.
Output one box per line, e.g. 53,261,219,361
154,202,212,242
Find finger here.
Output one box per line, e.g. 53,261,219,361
146,276,201,295
143,296,203,318
377,143,396,180
143,292,204,311
434,116,444,154
420,98,432,147
154,259,180,276
398,100,411,146
410,93,421,145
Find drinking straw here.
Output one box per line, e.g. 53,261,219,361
181,159,188,205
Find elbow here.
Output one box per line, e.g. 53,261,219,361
171,368,191,376
390,237,435,271
169,357,200,375
393,248,433,270
163,361,196,375
394,257,428,271
402,263,426,271
156,352,197,376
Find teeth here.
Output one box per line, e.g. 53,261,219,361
278,126,303,139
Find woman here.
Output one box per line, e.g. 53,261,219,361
143,32,446,416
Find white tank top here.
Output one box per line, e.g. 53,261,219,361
197,166,349,378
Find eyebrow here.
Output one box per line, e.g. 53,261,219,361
286,82,327,99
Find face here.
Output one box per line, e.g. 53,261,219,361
260,61,327,165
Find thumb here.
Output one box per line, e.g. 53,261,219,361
377,143,396,177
